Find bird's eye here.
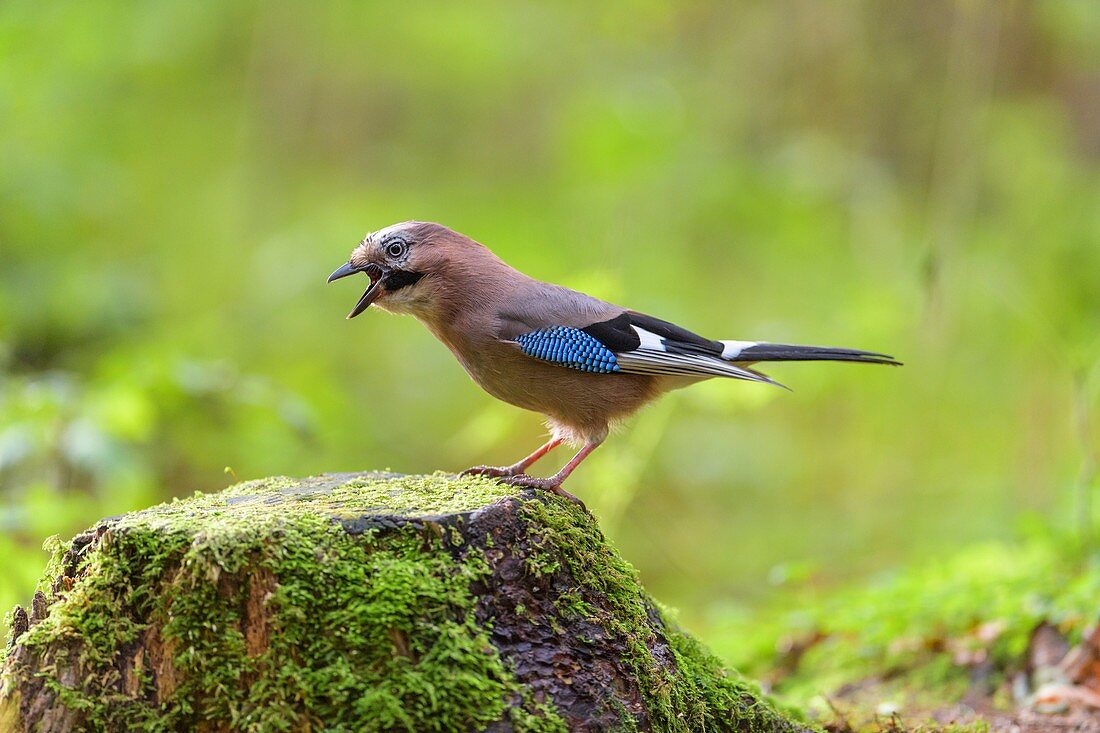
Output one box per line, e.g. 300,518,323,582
385,241,407,259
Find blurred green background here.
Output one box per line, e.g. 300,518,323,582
2,0,1099,660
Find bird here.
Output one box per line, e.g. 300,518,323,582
328,221,900,503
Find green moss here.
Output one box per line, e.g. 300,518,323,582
518,496,811,732
0,692,18,731
5,472,802,732
714,527,1100,727
123,471,523,529
10,473,563,731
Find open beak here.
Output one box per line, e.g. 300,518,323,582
327,262,389,319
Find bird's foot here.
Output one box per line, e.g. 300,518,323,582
461,465,520,479
500,475,586,507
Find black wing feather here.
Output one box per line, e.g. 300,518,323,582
581,313,640,352
624,313,724,355
582,312,723,355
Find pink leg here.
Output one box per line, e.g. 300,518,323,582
462,438,564,479
503,440,603,504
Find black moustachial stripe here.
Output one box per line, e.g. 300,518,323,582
383,270,425,292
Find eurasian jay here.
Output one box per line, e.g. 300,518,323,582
328,221,899,503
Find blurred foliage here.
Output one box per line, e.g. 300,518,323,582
2,0,1100,660
711,521,1100,721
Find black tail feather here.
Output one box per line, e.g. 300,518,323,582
732,343,902,366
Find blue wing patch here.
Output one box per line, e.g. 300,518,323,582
514,327,621,374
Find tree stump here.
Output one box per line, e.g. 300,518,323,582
1,472,807,732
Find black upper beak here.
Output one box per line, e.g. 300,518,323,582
327,261,362,283
327,261,389,319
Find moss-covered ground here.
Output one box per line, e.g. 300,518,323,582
710,523,1100,731
1,472,806,732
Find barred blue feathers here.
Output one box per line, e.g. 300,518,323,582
515,327,621,374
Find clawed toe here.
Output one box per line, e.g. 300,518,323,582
501,475,586,508
461,466,515,478
549,485,586,508
500,473,540,488
461,440,595,509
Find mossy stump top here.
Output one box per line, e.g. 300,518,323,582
1,471,808,733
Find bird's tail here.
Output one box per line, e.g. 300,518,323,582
720,341,902,366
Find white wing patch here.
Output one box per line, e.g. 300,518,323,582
617,328,780,386
720,340,759,360
631,325,667,351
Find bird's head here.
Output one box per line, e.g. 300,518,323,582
327,221,493,319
